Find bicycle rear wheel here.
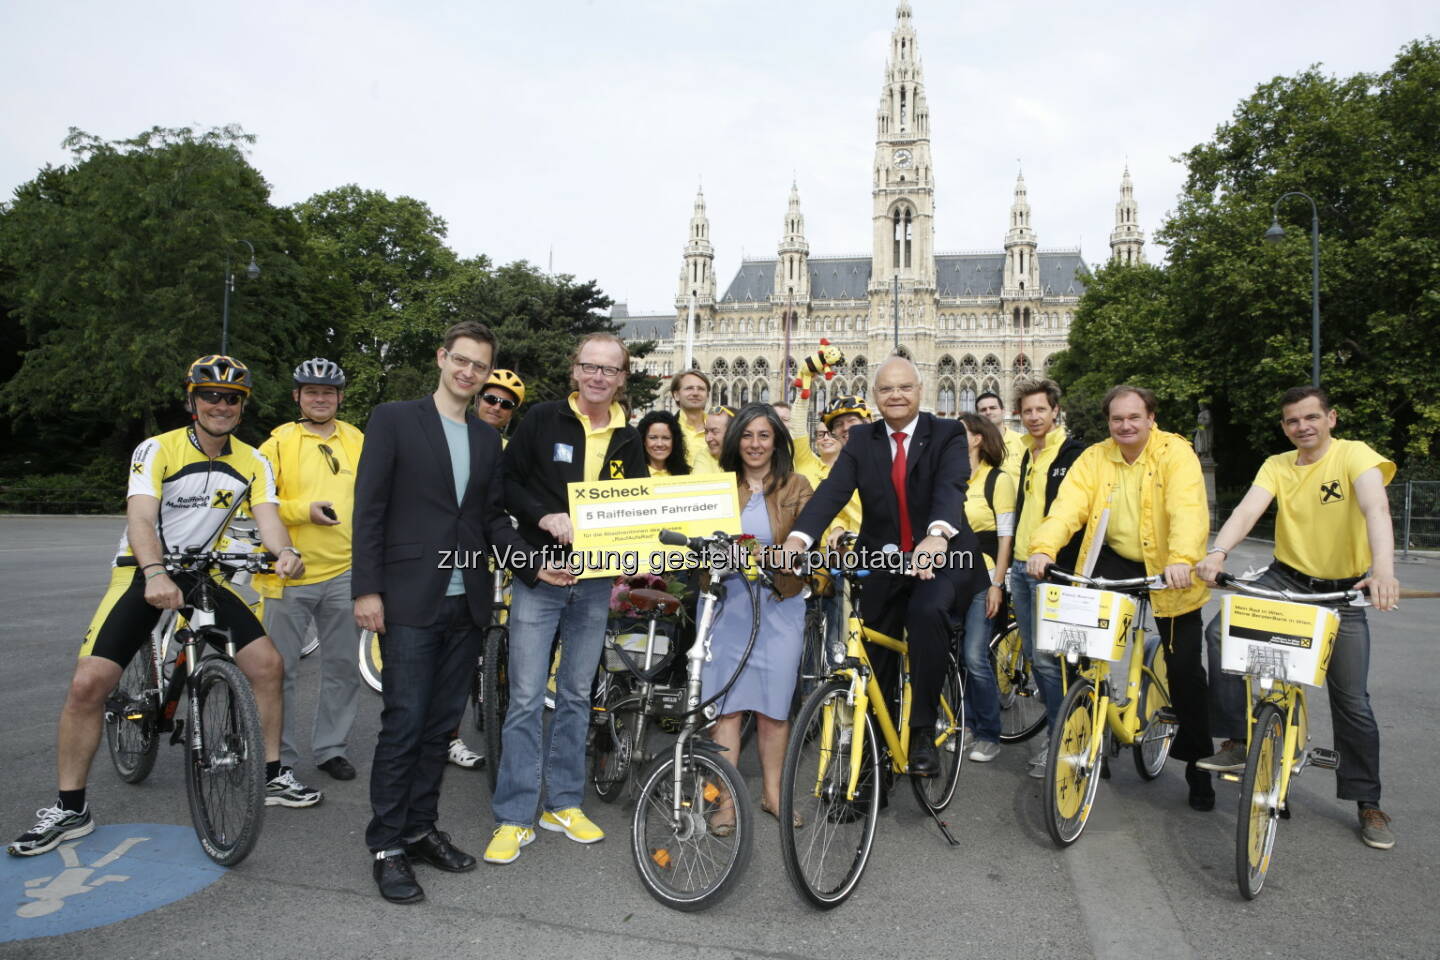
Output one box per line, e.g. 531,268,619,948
185,658,266,866
780,679,881,909
106,636,161,784
357,629,382,692
1237,703,1285,899
1134,636,1176,780
482,624,509,794
910,656,964,813
1045,678,1102,847
793,601,828,716
631,746,753,911
992,620,1045,743
592,677,640,803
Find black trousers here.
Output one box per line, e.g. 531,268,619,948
860,568,978,729
1092,548,1213,764
366,595,480,852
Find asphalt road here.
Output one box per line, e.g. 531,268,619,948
1,516,1437,959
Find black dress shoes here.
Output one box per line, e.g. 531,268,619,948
318,756,356,781
909,735,939,777
1186,762,1216,812
406,829,478,872
374,852,424,904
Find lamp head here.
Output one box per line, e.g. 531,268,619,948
245,259,260,281
1263,219,1286,244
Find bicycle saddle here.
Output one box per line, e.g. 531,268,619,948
625,588,681,615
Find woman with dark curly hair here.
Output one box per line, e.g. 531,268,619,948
636,410,690,477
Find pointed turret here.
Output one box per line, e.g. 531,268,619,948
1004,168,1039,294
774,181,810,299
676,185,716,304
1109,165,1146,266
870,0,935,289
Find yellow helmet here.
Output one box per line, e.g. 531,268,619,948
821,394,870,428
483,369,525,405
185,355,252,394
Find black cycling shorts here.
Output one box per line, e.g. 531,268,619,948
80,566,266,667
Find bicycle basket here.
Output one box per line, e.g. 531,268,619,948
1034,583,1135,662
603,618,674,676
1219,594,1338,688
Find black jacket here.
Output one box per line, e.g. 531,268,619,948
351,397,529,627
1015,432,1087,570
503,399,649,554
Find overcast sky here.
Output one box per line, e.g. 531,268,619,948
2,1,1432,316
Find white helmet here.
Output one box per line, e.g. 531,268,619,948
293,357,346,387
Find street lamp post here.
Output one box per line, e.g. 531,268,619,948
1264,192,1321,387
221,240,260,355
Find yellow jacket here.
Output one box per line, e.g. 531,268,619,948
252,419,365,596
1028,429,1210,617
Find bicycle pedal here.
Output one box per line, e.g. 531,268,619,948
1308,747,1339,770
1153,707,1180,726
1219,772,1242,783
169,719,186,745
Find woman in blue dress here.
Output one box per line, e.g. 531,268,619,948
703,404,812,830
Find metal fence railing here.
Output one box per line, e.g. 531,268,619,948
1393,480,1440,557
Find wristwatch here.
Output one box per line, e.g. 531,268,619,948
281,546,303,559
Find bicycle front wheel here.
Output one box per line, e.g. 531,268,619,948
992,620,1045,743
910,656,964,813
184,658,266,866
780,679,881,909
631,746,753,911
592,678,639,803
482,624,509,793
1134,636,1175,781
1045,678,1102,847
106,637,161,784
1237,703,1286,900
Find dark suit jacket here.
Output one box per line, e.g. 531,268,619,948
792,412,982,585
352,396,528,628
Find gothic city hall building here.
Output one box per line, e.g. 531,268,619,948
618,1,1146,418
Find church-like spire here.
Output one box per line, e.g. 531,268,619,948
774,181,810,299
1004,168,1039,294
1109,165,1146,265
876,1,928,140
677,185,716,304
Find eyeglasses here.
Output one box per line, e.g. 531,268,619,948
576,362,624,378
814,429,833,439
480,393,517,411
875,383,917,397
195,390,243,406
444,350,491,375
317,443,341,475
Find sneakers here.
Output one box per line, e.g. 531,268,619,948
266,767,323,808
1359,808,1395,850
1027,749,1048,779
539,807,605,844
969,740,1001,763
8,805,94,857
1196,740,1247,773
447,739,484,769
483,825,535,864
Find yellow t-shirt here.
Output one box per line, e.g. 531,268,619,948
964,461,1016,570
677,414,710,470
567,394,623,483
1014,426,1068,560
1254,438,1395,579
1102,442,1148,562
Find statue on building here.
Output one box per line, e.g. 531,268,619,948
1193,404,1213,461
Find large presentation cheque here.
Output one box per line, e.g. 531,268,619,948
566,473,742,579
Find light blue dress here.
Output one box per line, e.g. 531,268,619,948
701,490,807,720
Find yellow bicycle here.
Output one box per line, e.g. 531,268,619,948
1036,567,1176,847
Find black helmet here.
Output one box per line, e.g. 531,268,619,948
293,357,346,387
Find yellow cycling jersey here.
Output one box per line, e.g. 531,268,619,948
116,426,278,563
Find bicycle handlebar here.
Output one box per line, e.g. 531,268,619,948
1041,564,1167,592
1214,571,1366,606
118,550,278,574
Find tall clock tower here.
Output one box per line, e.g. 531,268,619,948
871,0,935,297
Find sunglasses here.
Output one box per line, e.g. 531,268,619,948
480,393,518,411
195,390,243,406
317,443,341,475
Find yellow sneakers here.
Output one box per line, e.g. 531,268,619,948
482,825,535,864
539,807,605,844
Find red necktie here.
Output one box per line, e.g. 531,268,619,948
891,431,913,551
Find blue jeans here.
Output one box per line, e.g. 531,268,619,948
366,596,479,852
492,576,612,827
1009,561,1065,731
1205,563,1381,802
961,589,1001,743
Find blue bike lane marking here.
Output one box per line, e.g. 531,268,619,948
1,824,225,942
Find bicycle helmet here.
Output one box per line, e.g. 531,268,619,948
185,355,252,394
483,369,525,405
821,394,870,428
293,357,346,387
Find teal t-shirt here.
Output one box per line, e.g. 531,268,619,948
441,415,471,596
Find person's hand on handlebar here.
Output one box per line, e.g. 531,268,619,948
1026,552,1054,580
1163,563,1194,590
1356,572,1400,612
144,571,184,610
781,535,809,573
1195,550,1225,585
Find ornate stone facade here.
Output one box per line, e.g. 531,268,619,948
619,1,1145,420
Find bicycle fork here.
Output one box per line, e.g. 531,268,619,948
669,585,721,825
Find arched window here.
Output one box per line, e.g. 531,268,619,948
737,382,749,405
937,355,957,378
959,378,978,413
711,358,728,378
982,354,1001,377
892,204,914,270
733,358,749,377
756,379,769,403
981,376,1000,397
959,354,979,377
718,384,730,406
1022,308,1031,331
938,379,957,416
1013,354,1032,376
852,377,867,399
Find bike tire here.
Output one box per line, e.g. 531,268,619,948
471,657,485,733
793,601,829,717
631,746,753,911
357,629,382,693
482,624,509,794
910,655,965,813
991,619,1045,743
1134,636,1176,781
1045,678,1102,848
184,657,266,866
592,678,640,803
106,636,162,784
1236,703,1285,900
779,679,881,909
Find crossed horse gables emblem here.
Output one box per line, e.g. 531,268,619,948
1319,479,1344,504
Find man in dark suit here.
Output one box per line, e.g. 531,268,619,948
352,320,560,904
783,355,986,775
